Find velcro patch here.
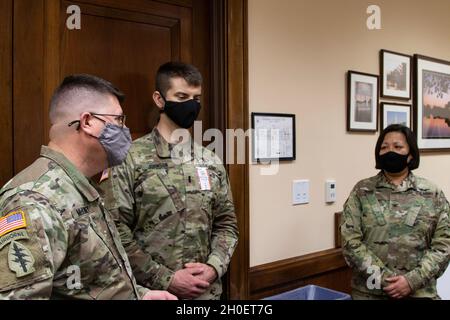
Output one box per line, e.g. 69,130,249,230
0,210,27,237
0,229,29,250
8,240,36,278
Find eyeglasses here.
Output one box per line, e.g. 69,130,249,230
68,112,127,129
90,113,126,128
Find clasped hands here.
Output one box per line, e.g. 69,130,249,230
168,262,218,299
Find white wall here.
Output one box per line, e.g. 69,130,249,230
438,268,450,299
248,0,450,298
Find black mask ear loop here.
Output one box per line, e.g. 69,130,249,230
68,120,81,130
69,115,105,139
158,91,167,114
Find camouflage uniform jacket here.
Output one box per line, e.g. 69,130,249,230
104,128,239,299
0,146,148,299
341,172,450,299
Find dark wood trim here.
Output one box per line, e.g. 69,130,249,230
43,0,60,144
249,248,351,299
154,0,193,8
13,0,46,173
72,0,191,17
335,212,342,248
210,0,226,140
0,0,13,186
222,0,249,300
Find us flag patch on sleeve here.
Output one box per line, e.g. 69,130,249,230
0,210,27,237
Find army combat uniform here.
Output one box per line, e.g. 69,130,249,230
341,172,450,299
0,146,149,299
103,128,239,299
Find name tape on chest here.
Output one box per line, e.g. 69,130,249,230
196,167,211,191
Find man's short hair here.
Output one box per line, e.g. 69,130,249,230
155,62,202,97
49,74,125,124
375,124,420,170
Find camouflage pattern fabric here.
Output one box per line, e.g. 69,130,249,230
103,128,239,299
0,146,148,299
341,172,450,299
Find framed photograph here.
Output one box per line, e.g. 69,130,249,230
381,102,412,129
414,55,450,151
251,113,296,162
347,71,379,132
380,50,412,100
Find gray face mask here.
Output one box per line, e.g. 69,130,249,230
68,116,132,167
97,123,132,167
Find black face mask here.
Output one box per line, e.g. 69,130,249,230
379,151,409,173
161,95,201,129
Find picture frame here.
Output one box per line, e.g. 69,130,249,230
380,102,412,129
380,49,412,100
347,71,379,132
414,54,450,152
251,112,296,162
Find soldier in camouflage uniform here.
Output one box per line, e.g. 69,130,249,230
341,124,450,299
102,62,239,300
0,74,176,300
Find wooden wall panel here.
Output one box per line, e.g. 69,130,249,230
192,0,211,132
12,0,211,168
0,0,13,186
249,249,352,299
13,0,46,173
225,0,249,300
60,0,197,139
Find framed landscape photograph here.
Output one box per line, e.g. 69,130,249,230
347,71,379,132
380,50,412,100
381,102,411,129
414,55,450,151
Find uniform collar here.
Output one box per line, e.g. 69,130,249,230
152,128,203,163
375,171,418,192
40,146,100,202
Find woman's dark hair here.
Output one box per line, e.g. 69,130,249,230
375,124,420,170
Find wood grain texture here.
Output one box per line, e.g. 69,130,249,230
225,0,250,300
13,0,45,173
249,248,352,299
0,0,13,185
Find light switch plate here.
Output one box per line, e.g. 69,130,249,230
293,179,309,205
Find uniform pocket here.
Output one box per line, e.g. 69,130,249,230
404,205,422,227
136,171,179,231
66,207,122,296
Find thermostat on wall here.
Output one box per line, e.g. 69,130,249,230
325,180,336,203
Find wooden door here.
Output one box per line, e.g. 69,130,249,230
4,0,249,300
13,0,212,173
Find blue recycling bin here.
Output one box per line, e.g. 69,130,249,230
263,285,351,300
